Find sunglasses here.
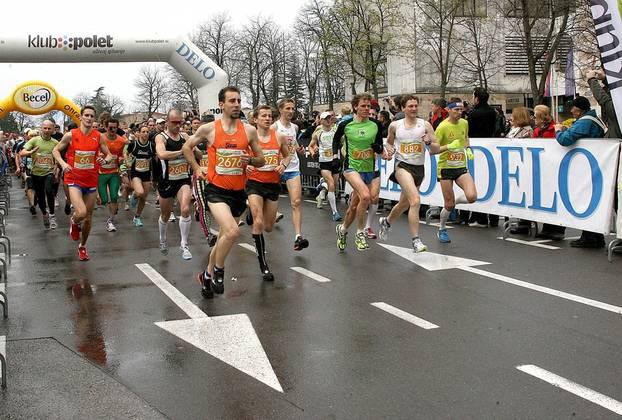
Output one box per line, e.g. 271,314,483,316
169,120,183,125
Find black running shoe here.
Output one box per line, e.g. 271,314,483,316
294,236,309,251
29,205,36,215
262,269,274,282
198,272,213,299
245,211,254,226
211,269,225,294
64,202,71,215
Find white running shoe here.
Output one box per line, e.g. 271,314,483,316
412,238,427,253
159,241,168,255
181,246,192,260
169,213,176,222
106,218,117,232
49,214,58,229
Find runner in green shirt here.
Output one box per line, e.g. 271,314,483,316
20,120,59,229
433,100,477,243
332,92,392,252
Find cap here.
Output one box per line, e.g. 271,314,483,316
432,98,447,108
156,118,165,124
320,111,332,120
571,96,591,112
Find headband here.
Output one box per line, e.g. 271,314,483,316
447,102,463,109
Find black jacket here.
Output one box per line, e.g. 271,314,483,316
468,103,497,138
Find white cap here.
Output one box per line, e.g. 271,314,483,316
320,111,332,120
156,118,165,124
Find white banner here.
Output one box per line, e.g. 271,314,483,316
590,0,622,131
379,138,620,234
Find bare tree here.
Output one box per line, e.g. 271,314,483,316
134,65,169,117
239,17,273,107
166,66,199,112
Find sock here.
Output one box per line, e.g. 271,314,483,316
179,216,191,247
327,191,337,213
253,233,268,271
340,224,347,234
295,234,301,241
214,265,224,279
366,204,378,229
202,269,211,280
158,217,167,243
440,208,450,230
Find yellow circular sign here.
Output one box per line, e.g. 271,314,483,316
13,83,57,113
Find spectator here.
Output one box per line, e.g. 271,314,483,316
555,95,606,248
467,87,499,228
429,98,448,130
378,110,391,137
340,105,353,123
506,107,533,139
586,68,621,138
494,107,507,137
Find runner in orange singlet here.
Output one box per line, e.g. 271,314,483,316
53,106,114,261
245,105,289,282
183,86,265,298
98,118,128,232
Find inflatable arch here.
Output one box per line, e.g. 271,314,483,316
0,32,228,116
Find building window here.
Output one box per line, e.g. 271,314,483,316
505,35,573,75
456,0,487,17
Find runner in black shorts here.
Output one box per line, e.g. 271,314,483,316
125,125,155,227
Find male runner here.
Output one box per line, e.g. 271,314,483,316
309,111,342,221
333,93,392,252
125,125,154,227
191,123,218,246
434,100,477,243
272,98,309,251
98,118,127,232
155,109,196,260
15,130,37,215
182,86,265,298
378,95,439,252
53,106,114,261
20,120,59,229
246,105,289,281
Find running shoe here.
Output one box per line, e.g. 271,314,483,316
246,211,254,226
159,241,169,255
365,227,377,239
262,269,274,282
211,269,225,294
275,212,284,223
133,216,143,227
64,201,71,215
124,202,130,211
198,272,213,299
129,194,137,209
332,211,343,222
69,218,80,241
155,199,160,209
106,218,117,232
181,246,192,260
316,194,323,209
336,224,347,251
49,214,57,229
355,232,369,251
468,221,487,228
78,245,89,261
169,213,176,222
43,213,50,229
294,236,309,251
378,217,391,240
437,229,451,243
412,237,427,253
29,205,36,215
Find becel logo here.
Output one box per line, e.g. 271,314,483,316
27,34,114,51
14,85,56,112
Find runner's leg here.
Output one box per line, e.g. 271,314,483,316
80,192,97,247
286,176,303,237
177,185,192,250
343,171,371,232
394,168,422,238
132,177,146,216
207,202,240,274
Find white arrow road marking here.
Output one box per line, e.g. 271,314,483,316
517,365,622,415
290,267,331,283
371,302,439,330
378,244,490,271
238,243,257,254
496,237,560,250
135,263,283,393
381,244,622,315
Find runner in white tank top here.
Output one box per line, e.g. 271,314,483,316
378,95,440,253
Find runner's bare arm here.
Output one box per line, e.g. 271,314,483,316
155,133,183,161
52,131,72,170
183,123,214,173
309,131,319,156
424,121,441,154
386,122,397,147
277,132,290,175
98,133,114,165
245,126,265,168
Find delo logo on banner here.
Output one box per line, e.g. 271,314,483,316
379,138,620,234
0,81,81,124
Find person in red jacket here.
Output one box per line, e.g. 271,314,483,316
533,105,556,138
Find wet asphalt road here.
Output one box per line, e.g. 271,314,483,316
1,185,621,419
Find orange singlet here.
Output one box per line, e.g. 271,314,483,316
99,134,127,174
65,128,101,188
247,129,280,184
207,119,250,191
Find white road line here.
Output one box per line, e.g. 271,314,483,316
517,365,622,415
279,194,288,198
238,243,257,254
564,236,581,241
459,266,622,315
290,267,331,283
7,282,26,287
531,239,552,244
496,237,561,250
135,263,207,319
304,200,317,204
371,302,439,330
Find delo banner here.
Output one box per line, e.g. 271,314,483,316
0,33,228,115
0,80,81,124
379,138,620,234
590,0,622,130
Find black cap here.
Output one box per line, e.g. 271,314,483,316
572,96,591,112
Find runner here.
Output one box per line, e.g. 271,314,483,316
52,106,114,261
191,121,219,247
125,125,155,227
272,98,309,251
155,110,197,260
182,86,265,298
98,119,128,232
333,92,392,252
19,120,59,229
245,105,289,281
14,130,36,215
433,99,477,243
309,111,342,221
378,95,439,252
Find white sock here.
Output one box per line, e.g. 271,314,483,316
158,217,167,243
179,216,191,247
440,208,450,230
366,204,378,229
327,191,337,213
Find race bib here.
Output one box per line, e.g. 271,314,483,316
168,157,189,180
258,149,279,172
352,148,374,160
200,153,209,168
216,149,245,176
74,150,95,170
447,150,465,167
134,158,150,172
323,149,333,158
286,137,297,154
399,141,423,158
34,153,54,171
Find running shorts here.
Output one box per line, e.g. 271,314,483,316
389,161,424,187
158,178,191,199
245,180,280,202
205,183,247,218
438,167,469,182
